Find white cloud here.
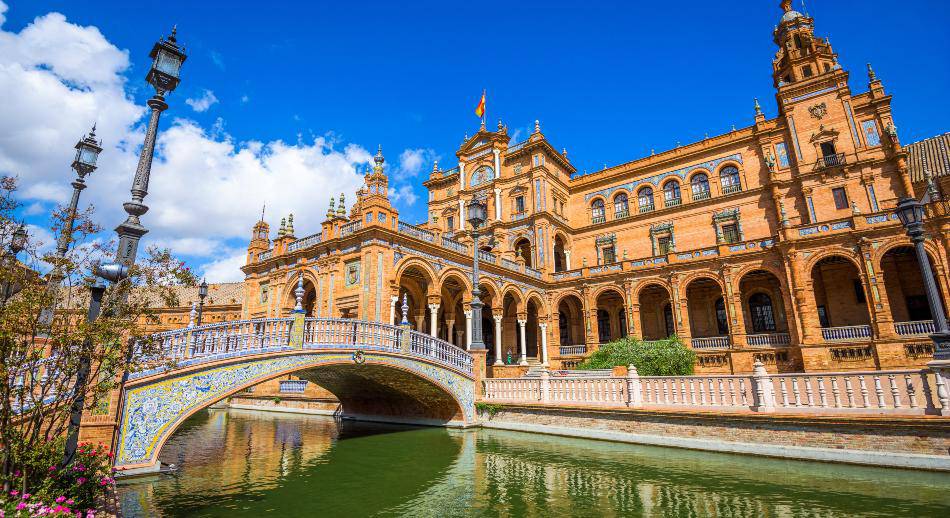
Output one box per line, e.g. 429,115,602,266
200,249,247,283
0,1,7,26
398,148,438,177
389,184,418,206
240,94,249,103
185,89,218,112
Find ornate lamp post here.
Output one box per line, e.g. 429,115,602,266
197,278,208,326
1,223,28,305
56,127,102,259
466,197,488,352
114,27,186,268
895,197,950,359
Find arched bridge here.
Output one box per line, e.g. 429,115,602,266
114,317,475,472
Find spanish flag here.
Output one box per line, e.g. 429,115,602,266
474,90,486,118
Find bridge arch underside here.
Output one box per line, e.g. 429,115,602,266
114,351,474,472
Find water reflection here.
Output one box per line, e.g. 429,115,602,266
118,409,950,517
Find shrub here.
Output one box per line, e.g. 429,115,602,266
576,336,695,376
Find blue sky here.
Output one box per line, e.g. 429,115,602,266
3,1,949,281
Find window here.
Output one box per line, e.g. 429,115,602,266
802,65,813,78
259,284,269,304
720,166,741,194
591,199,605,223
597,310,611,343
614,193,629,218
533,154,544,167
691,173,710,200
820,141,837,157
721,223,740,244
715,298,729,335
823,63,831,72
559,311,571,345
832,188,849,210
657,236,672,255
638,187,655,213
852,279,866,304
601,245,616,264
446,215,454,231
793,34,803,49
515,196,525,213
618,309,628,338
748,293,776,332
663,181,682,207
817,305,829,327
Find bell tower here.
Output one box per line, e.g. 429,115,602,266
772,1,842,99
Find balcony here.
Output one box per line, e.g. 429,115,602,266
817,153,846,170
639,204,655,214
821,325,872,341
746,333,790,347
664,197,682,208
692,190,710,201
614,209,630,220
721,184,742,195
591,214,606,224
559,345,587,356
894,320,935,336
690,336,729,350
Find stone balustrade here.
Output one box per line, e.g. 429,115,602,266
559,345,587,356
895,320,935,336
482,363,947,416
821,325,872,341
133,317,473,379
746,333,791,347
690,336,730,350
287,232,322,252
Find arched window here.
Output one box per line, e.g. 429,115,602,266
715,297,729,335
663,180,682,207
691,173,710,201
720,166,741,194
614,193,629,218
748,293,776,332
591,199,606,223
638,187,655,213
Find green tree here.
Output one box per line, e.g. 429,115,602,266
576,336,696,376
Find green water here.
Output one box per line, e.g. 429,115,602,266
117,409,950,517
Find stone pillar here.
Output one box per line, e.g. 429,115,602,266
389,295,398,325
539,322,549,366
721,269,747,348
428,304,439,336
518,318,528,365
464,309,473,351
414,311,425,333
493,315,504,365
788,251,819,344
630,303,643,340
493,149,501,181
564,250,572,270
861,243,897,339
458,199,465,231
494,188,502,220
446,319,455,345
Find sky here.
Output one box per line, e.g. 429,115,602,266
2,0,949,282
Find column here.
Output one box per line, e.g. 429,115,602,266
428,304,439,336
788,252,819,344
414,311,425,333
630,303,643,339
458,199,465,231
446,319,455,345
459,162,465,191
464,309,473,350
539,322,549,366
389,295,398,325
564,250,572,270
518,318,528,365
493,188,502,220
493,149,501,180
493,315,504,365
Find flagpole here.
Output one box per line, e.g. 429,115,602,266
482,88,486,128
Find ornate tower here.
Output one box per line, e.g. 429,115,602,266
772,0,840,92
246,219,270,265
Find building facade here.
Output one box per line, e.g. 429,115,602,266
230,2,950,375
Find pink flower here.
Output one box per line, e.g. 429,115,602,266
49,466,57,472
66,499,74,505
9,490,18,496
22,493,30,500
56,496,67,503
77,477,86,484
16,502,26,510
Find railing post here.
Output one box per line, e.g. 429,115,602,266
929,365,950,416
752,360,776,412
626,365,643,408
540,370,550,403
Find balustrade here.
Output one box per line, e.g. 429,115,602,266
746,333,790,347
894,320,935,336
397,221,435,242
821,325,872,341
690,336,730,350
339,220,362,237
287,232,322,252
559,345,587,356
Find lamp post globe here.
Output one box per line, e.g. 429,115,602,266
197,278,208,326
467,197,488,352
71,127,102,178
146,26,187,93
895,196,950,360
10,223,27,255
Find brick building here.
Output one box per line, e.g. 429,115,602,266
217,1,950,375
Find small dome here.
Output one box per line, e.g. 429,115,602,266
781,9,803,22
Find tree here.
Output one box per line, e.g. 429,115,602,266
575,336,696,376
0,176,195,497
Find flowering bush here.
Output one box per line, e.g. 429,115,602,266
0,438,112,516
576,336,696,375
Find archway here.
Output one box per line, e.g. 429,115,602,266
685,278,727,346
439,274,468,348
595,289,626,343
880,246,948,332
639,284,673,340
396,263,435,332
738,270,791,347
525,298,541,361
810,256,871,334
514,238,533,268
554,234,567,272
501,291,523,364
557,294,585,354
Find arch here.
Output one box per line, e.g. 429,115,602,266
718,164,742,193
738,269,790,335
637,186,655,211
524,290,549,316
500,285,525,310
612,191,630,218
469,165,494,188
637,282,674,340
879,245,949,324
477,277,501,302
116,350,474,471
556,293,585,348
876,239,946,271
553,289,586,311
662,179,682,206
634,280,672,300
591,284,627,305
394,257,439,288
804,250,862,274
591,198,606,223
680,273,724,298
513,237,533,268
439,268,473,294
594,287,627,343
553,233,568,272
685,277,727,339
689,171,711,200
810,255,871,328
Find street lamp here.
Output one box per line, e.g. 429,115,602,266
197,278,208,326
56,126,102,259
467,197,488,352
895,196,950,359
2,223,28,305
114,26,186,268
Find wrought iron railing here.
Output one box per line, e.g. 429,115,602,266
131,317,474,379
817,153,846,169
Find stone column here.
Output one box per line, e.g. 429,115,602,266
493,315,504,365
446,319,455,345
414,311,425,333
389,295,398,325
458,199,465,231
459,162,465,191
630,303,643,339
464,309,473,351
518,318,529,366
428,304,439,336
493,149,501,180
564,250,572,270
539,322,549,366
788,251,819,344
494,188,502,220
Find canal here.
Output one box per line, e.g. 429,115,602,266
117,408,950,517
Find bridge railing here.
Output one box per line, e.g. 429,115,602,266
132,317,473,380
